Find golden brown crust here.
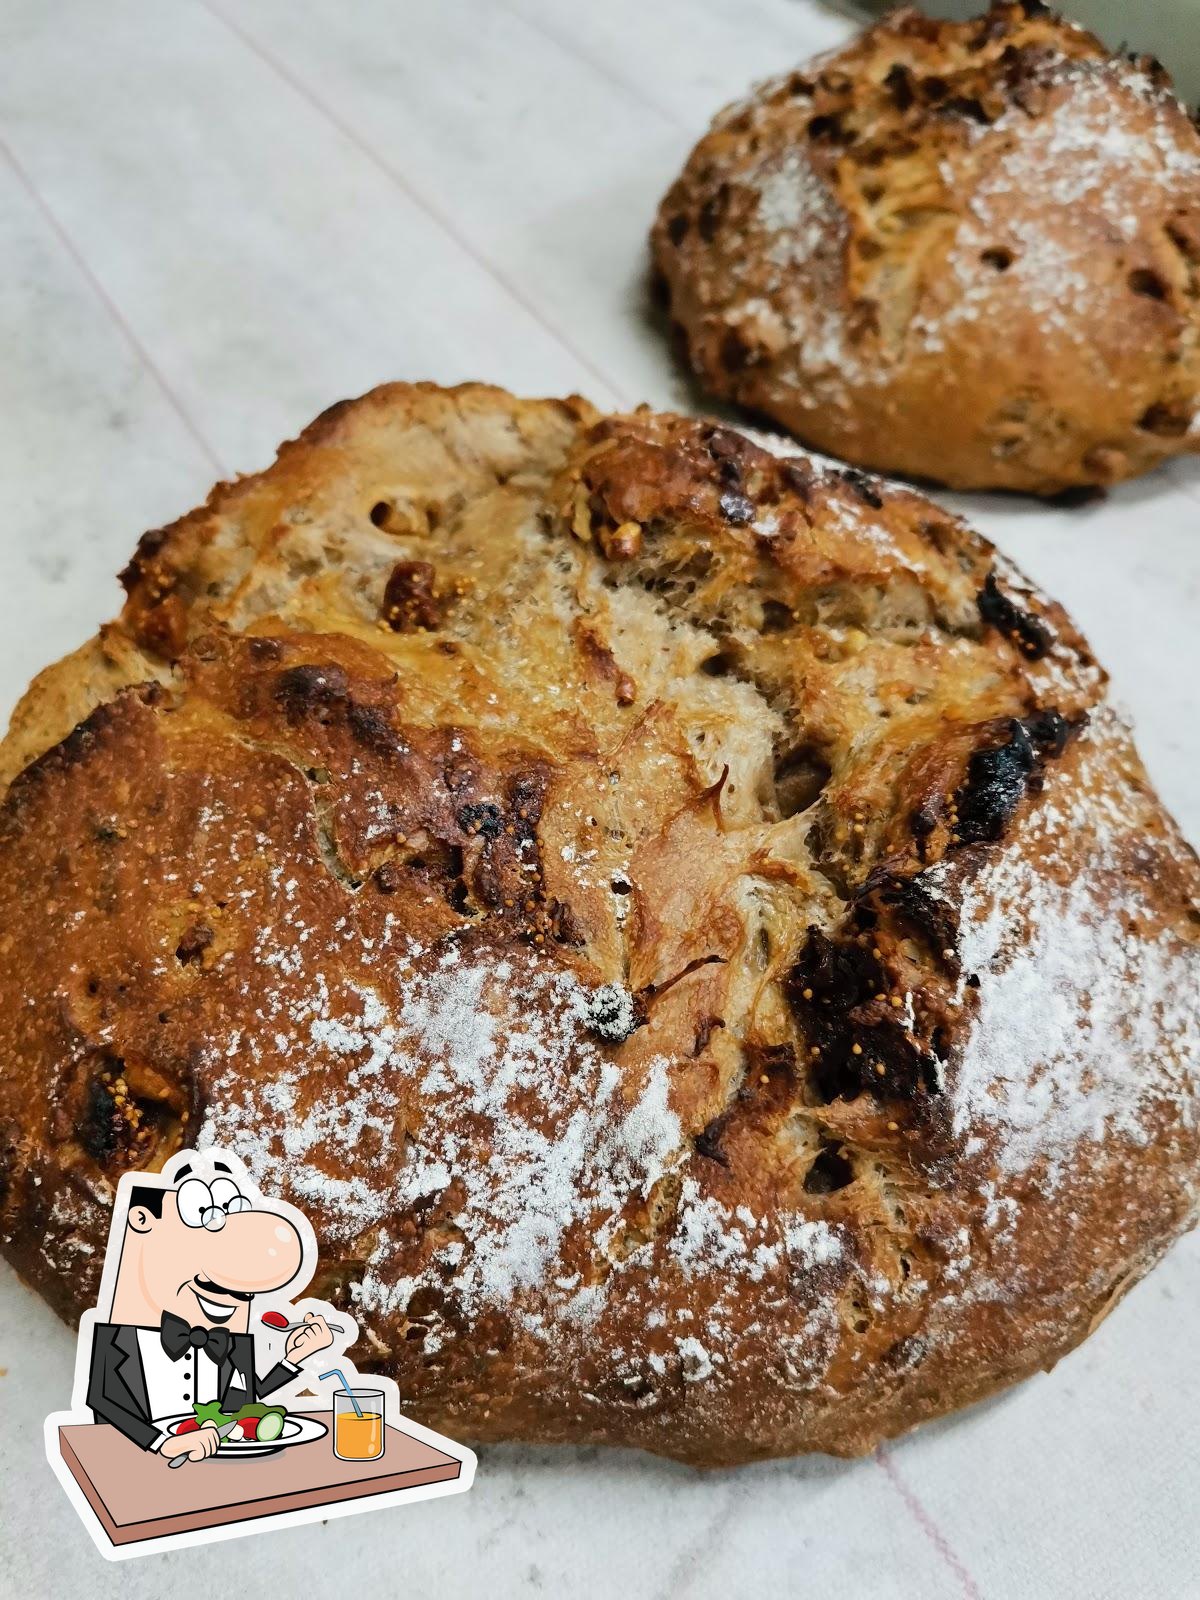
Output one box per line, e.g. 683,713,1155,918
0,381,1196,1465
651,2,1200,494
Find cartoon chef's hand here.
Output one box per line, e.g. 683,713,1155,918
161,1422,222,1462
285,1311,335,1364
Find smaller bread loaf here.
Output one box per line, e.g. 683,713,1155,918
651,1,1200,494
0,384,1196,1466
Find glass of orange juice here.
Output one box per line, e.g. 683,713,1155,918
333,1389,385,1461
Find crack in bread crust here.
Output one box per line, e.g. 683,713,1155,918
0,381,1196,1465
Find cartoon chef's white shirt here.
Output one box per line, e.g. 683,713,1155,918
131,1327,301,1451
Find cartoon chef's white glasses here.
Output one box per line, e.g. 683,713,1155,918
175,1175,252,1231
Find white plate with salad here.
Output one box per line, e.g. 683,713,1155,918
159,1402,327,1457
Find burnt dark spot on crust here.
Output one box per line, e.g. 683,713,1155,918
118,527,171,596
954,710,1071,844
457,801,504,839
78,1072,124,1164
346,701,400,757
1023,707,1071,756
976,571,1052,660
275,664,351,722
884,62,915,111
666,213,689,246
75,1056,182,1172
694,1113,732,1167
840,468,884,509
1,688,164,830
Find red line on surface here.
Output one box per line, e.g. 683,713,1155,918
197,0,629,409
876,1445,986,1600
0,133,228,480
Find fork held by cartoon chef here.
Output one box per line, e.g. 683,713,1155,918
85,1157,336,1463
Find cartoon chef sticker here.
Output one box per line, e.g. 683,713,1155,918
46,1148,475,1559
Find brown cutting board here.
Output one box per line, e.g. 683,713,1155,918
57,1413,462,1547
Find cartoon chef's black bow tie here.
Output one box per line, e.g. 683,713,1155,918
159,1311,233,1365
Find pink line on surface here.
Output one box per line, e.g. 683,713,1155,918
197,0,629,410
876,1445,986,1600
0,133,228,480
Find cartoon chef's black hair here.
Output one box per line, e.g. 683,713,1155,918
125,1159,237,1220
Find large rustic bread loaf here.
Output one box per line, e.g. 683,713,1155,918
651,1,1200,495
0,382,1196,1465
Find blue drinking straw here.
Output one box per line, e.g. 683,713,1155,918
319,1368,364,1417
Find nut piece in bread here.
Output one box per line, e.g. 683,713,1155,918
651,2,1200,495
0,382,1196,1466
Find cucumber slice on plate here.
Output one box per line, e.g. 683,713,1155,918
256,1409,285,1442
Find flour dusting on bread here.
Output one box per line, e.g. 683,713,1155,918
933,712,1200,1182
200,941,684,1328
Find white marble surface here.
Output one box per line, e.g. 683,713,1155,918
1,2,1198,1595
